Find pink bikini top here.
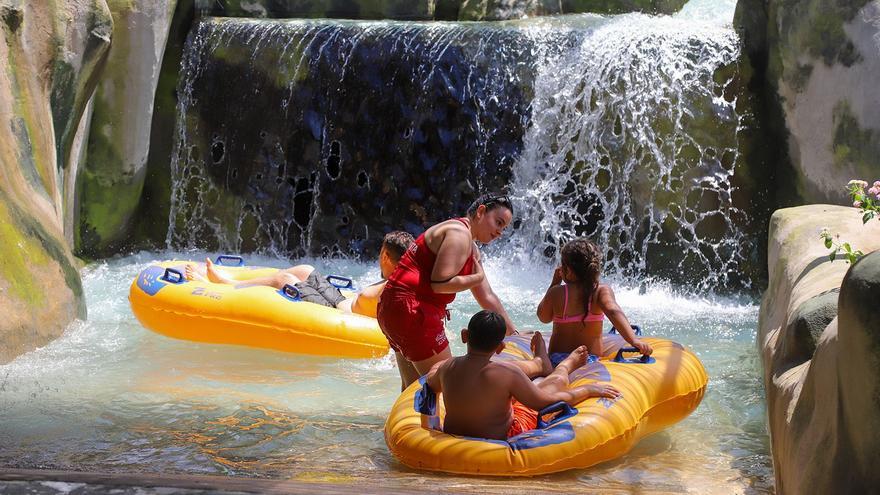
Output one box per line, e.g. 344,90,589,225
552,284,605,324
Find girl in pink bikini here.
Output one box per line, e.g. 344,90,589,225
537,238,652,365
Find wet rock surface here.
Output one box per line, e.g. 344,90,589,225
734,0,880,204
0,1,106,363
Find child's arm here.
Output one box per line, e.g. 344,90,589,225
502,366,620,411
596,286,653,356
536,267,564,323
425,359,448,393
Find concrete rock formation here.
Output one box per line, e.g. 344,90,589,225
0,1,112,363
735,0,880,205
760,204,880,493
77,0,177,256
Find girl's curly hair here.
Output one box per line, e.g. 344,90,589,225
560,238,603,321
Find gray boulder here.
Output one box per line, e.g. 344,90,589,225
760,204,880,493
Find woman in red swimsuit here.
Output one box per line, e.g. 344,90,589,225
378,194,518,390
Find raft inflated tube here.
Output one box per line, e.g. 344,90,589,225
384,333,707,475
129,259,389,358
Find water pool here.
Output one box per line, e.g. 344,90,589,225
0,252,771,493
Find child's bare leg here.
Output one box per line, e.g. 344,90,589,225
508,332,554,378
282,264,315,281
537,346,589,393
539,345,620,400
230,270,302,289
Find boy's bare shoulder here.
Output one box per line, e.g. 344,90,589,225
485,360,526,380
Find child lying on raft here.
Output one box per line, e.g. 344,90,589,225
425,310,620,440
185,231,414,318
538,238,652,366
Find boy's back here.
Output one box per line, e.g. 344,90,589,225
436,356,520,440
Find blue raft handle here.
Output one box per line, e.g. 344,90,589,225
608,324,642,336
161,268,185,284
215,255,244,266
279,284,302,301
536,401,578,429
326,274,354,289
613,346,653,364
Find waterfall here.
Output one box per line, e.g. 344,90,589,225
507,12,745,289
167,8,752,288
166,18,555,257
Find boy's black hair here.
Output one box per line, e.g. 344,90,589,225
466,193,514,217
382,230,414,261
467,310,507,351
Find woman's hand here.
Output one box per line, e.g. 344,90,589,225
551,266,564,286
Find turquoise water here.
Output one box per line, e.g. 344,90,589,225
0,251,771,493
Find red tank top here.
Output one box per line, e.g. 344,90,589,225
386,218,476,308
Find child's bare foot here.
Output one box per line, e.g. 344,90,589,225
204,257,233,284
582,382,621,399
556,345,589,373
184,263,208,282
530,331,553,377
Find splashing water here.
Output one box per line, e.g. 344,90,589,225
166,10,757,291
0,253,771,492
507,12,745,290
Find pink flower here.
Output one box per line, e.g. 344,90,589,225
848,179,869,189
853,200,863,208
869,186,880,196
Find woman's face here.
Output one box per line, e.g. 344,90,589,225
473,205,513,244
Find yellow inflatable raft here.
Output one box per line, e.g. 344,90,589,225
385,332,707,475
129,257,389,358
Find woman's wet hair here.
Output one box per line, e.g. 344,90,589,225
560,238,603,321
382,230,415,261
466,310,507,351
466,193,514,217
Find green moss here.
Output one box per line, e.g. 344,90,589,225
831,100,880,179
78,167,145,249
0,200,49,306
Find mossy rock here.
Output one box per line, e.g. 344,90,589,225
0,194,85,364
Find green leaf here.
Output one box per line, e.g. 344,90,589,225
843,243,852,253
824,237,833,248
830,251,837,262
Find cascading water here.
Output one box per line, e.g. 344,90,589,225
508,12,747,289
166,18,560,257
166,8,760,289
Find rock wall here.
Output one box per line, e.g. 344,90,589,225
760,204,880,493
735,0,880,205
0,1,112,363
76,0,177,257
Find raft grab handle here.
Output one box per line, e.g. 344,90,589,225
536,401,578,429
215,255,244,266
326,275,354,289
161,268,185,284
613,347,655,364
609,324,642,336
280,284,302,302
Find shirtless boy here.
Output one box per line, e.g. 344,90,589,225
425,310,621,440
185,231,413,318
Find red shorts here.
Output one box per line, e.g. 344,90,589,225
377,288,449,362
507,400,539,438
